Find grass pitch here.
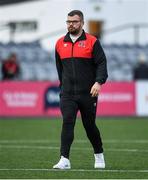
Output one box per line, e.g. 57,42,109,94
0,117,148,179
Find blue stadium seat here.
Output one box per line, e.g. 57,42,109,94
0,42,148,81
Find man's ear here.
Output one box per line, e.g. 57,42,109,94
81,21,84,28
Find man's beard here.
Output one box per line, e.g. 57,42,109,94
68,27,80,35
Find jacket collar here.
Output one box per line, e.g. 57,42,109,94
64,30,86,42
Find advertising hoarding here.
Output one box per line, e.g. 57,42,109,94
97,82,135,116
136,81,148,116
0,81,136,117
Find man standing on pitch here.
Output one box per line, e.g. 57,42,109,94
53,10,108,169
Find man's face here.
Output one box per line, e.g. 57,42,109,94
66,15,84,35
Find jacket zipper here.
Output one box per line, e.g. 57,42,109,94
71,42,77,94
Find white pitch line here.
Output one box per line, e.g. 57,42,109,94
0,145,59,150
0,168,148,173
0,139,148,143
0,145,148,153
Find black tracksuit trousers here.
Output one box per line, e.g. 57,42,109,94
60,94,103,158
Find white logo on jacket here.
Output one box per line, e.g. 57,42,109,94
64,44,68,47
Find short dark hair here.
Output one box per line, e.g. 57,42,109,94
68,10,84,21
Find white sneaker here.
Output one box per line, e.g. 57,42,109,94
53,156,71,169
94,153,105,168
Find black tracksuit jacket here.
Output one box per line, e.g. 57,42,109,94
55,30,108,95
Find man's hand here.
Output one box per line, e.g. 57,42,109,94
90,82,101,97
